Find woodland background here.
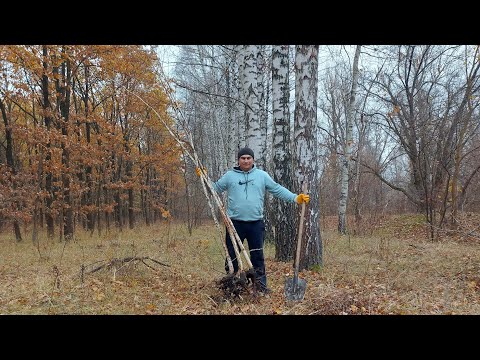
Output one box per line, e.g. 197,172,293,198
1,45,480,314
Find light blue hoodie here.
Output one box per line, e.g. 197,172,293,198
213,165,297,221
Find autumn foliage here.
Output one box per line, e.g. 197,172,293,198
0,45,184,241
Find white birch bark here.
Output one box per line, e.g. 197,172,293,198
338,45,362,234
235,45,246,148
241,45,262,168
293,45,322,270
256,45,267,170
271,45,295,261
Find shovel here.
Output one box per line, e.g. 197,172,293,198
284,181,308,301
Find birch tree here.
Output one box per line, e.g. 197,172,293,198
256,46,268,169
338,45,361,234
293,45,322,270
271,45,295,260
224,45,240,168
238,45,264,168
235,45,247,149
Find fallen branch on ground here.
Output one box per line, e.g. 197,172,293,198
82,256,170,276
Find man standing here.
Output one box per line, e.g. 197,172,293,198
198,147,309,294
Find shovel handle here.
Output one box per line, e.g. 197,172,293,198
293,180,308,285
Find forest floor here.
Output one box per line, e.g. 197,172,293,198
1,213,480,315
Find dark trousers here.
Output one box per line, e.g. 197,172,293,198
225,219,267,289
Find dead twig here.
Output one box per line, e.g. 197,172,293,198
83,256,170,275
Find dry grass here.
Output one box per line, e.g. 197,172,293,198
1,214,480,315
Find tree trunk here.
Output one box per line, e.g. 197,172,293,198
240,45,263,164
42,45,55,239
271,45,295,261
225,47,238,167
56,47,74,241
84,64,95,232
0,97,22,242
293,45,322,270
127,159,135,230
338,45,361,234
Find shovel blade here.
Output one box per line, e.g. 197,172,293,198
284,277,307,301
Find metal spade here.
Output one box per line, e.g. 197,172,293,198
285,181,308,301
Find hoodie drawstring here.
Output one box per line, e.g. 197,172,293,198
244,172,249,199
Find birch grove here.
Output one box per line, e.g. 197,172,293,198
2,44,480,268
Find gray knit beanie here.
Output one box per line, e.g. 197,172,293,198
237,147,255,159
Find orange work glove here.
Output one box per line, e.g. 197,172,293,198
295,193,310,204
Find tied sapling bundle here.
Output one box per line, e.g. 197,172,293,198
122,73,256,297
